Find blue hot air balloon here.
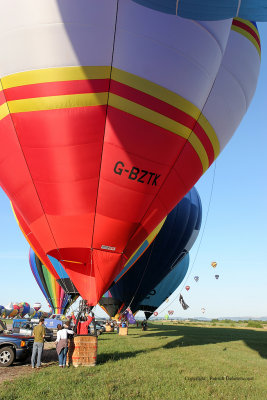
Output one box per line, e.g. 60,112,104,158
100,187,201,317
132,1,267,21
138,253,190,319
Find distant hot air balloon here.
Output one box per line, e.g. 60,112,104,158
165,299,169,303
20,302,31,317
211,262,217,268
194,276,199,282
13,303,23,316
33,303,42,312
215,275,219,280
185,286,190,291
168,310,174,315
0,305,4,316
153,311,158,317
30,249,78,315
0,3,260,306
131,1,267,21
28,307,36,318
201,308,206,314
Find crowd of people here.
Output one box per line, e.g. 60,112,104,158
30,314,148,368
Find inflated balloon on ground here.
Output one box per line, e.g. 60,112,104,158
0,2,260,305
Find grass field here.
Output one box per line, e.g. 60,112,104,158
1,322,267,400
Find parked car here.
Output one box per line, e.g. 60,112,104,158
12,319,54,342
0,333,34,367
89,321,105,336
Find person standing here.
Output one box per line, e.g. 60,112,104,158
55,324,74,367
31,317,45,369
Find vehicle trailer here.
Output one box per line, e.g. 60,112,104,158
0,334,34,367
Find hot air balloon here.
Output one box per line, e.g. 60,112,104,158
28,307,36,318
153,312,158,317
211,262,217,268
12,204,79,296
13,303,24,316
33,303,42,312
168,310,174,315
19,302,31,317
0,305,5,317
131,1,267,21
0,3,260,306
30,248,78,315
194,276,199,282
99,291,124,319
137,253,190,316
215,275,219,280
185,286,190,291
106,187,201,316
201,308,206,314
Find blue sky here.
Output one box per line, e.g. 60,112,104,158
0,23,266,319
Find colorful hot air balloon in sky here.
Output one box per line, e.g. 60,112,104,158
215,275,220,280
211,262,218,268
131,1,267,21
29,248,78,315
185,286,190,291
168,310,174,315
33,303,42,312
194,276,199,282
106,187,201,316
0,2,260,305
201,308,206,314
153,312,158,317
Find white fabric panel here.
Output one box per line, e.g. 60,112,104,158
202,28,260,151
0,0,117,76
113,0,232,110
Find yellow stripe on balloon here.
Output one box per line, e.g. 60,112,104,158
2,66,111,89
7,92,108,113
231,25,261,57
197,114,220,160
109,93,208,172
109,93,191,138
0,102,9,120
112,67,201,121
188,133,209,173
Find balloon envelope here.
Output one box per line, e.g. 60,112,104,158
194,276,199,282
211,262,217,268
131,1,267,21
185,286,190,291
33,303,42,312
29,248,78,315
105,187,201,315
137,253,190,316
0,3,260,305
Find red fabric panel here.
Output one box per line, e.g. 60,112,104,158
4,79,109,101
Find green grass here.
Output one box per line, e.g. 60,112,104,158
1,322,267,400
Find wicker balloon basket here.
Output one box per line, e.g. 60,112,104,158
105,325,114,332
67,335,98,367
119,327,128,336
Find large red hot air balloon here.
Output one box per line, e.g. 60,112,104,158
0,2,260,305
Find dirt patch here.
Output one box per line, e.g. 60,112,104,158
0,341,58,386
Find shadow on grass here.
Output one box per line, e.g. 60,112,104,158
141,323,267,359
98,324,267,363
